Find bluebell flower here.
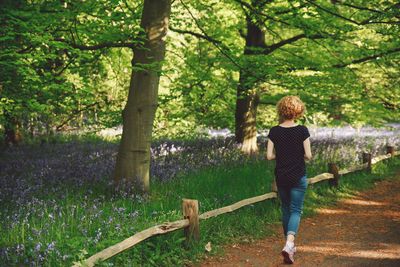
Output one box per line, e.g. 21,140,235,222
35,242,42,253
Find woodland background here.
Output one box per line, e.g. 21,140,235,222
1,0,399,190
1,1,400,266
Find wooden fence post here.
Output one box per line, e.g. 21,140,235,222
271,179,278,193
328,163,339,187
363,152,372,172
271,179,279,203
182,198,199,242
387,145,395,159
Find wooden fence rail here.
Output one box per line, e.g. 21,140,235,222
73,146,399,267
198,192,277,221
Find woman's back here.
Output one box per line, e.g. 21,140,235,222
268,124,310,187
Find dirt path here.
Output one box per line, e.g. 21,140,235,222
198,174,400,267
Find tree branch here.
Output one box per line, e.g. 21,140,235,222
238,28,247,39
377,96,398,110
179,0,242,70
274,3,308,15
359,2,400,23
333,47,400,68
55,39,137,50
335,2,381,13
169,26,222,44
56,101,101,131
305,0,361,25
306,0,399,26
264,34,323,54
232,0,291,26
16,45,34,54
55,57,75,76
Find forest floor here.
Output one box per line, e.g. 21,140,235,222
196,172,400,267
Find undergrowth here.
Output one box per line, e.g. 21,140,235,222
1,136,399,267
99,158,400,266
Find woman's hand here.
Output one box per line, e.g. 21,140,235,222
303,137,312,160
267,139,276,160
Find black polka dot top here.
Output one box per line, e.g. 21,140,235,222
268,125,310,187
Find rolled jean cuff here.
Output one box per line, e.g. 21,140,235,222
287,231,296,236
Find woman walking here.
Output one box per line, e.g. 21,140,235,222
267,96,312,264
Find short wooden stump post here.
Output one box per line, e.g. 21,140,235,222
182,198,199,243
328,163,339,187
387,145,395,159
271,179,278,193
271,179,279,203
363,152,372,172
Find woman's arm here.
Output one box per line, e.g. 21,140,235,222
303,137,312,160
267,139,276,160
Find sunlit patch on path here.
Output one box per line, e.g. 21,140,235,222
315,208,350,214
341,199,387,206
301,242,400,259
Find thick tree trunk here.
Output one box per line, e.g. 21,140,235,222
113,0,171,191
329,95,343,120
235,14,265,154
4,127,24,145
235,79,259,154
4,112,24,145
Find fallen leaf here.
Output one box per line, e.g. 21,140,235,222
205,242,211,252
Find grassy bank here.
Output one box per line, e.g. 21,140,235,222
0,136,399,266
99,157,400,266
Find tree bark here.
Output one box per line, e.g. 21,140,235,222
235,10,265,154
235,81,259,154
113,0,171,191
329,95,343,120
4,111,24,145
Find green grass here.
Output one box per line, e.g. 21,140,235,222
2,143,400,266
91,161,281,266
95,157,400,266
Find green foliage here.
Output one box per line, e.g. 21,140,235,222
159,0,400,133
1,0,399,141
0,0,140,142
160,0,242,132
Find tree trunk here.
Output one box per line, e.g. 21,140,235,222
329,95,343,120
4,112,24,145
235,79,259,154
235,13,265,154
113,0,171,192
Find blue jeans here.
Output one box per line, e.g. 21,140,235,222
277,175,308,237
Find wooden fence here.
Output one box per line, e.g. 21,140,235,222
73,145,399,267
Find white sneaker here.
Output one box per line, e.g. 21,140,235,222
281,244,296,264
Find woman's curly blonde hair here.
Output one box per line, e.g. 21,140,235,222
277,96,305,123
